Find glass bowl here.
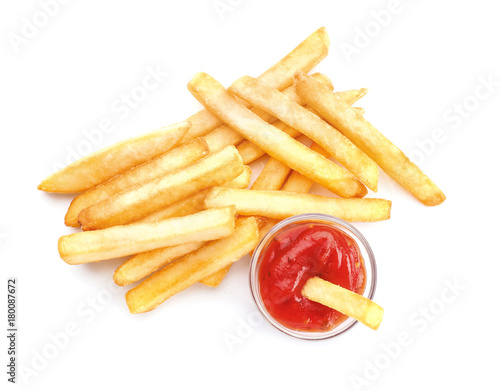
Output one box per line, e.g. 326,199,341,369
249,213,377,340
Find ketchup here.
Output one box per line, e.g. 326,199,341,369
258,223,366,332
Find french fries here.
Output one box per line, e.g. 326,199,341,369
180,27,330,143
65,138,210,227
134,165,251,224
113,166,252,286
38,121,190,193
229,76,379,191
203,73,333,154
187,73,366,198
205,188,391,222
126,217,259,313
236,88,368,164
59,206,236,265
302,277,384,330
78,145,244,230
294,71,446,206
200,151,290,287
40,26,446,322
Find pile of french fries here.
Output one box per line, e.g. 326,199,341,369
39,27,445,317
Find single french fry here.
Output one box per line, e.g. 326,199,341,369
126,217,259,313
65,138,209,227
250,157,291,191
113,242,205,286
180,27,330,143
135,165,251,225
302,277,384,330
78,145,244,230
59,206,236,265
294,71,446,206
205,188,391,222
204,125,246,153
38,121,190,193
199,267,231,288
187,73,366,198
257,27,330,91
134,191,209,225
237,89,368,164
229,76,379,191
281,143,330,193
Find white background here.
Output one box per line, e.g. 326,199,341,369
1,0,499,390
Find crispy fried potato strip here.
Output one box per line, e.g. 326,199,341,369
205,188,391,222
38,121,190,193
302,277,384,330
59,206,236,264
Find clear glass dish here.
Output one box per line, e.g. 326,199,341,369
249,213,377,340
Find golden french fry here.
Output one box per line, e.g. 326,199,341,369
205,188,391,222
65,138,209,227
78,145,243,230
59,206,236,265
187,73,366,198
126,217,259,313
134,191,208,225
135,165,251,225
199,266,232,288
250,157,291,191
38,121,190,193
302,277,384,330
113,242,205,286
180,27,330,143
281,143,330,193
294,71,446,206
229,76,379,191
237,89,368,165
257,27,330,91
204,125,246,153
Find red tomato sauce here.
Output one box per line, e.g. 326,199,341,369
258,223,366,332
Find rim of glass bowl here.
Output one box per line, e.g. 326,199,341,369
249,213,377,340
